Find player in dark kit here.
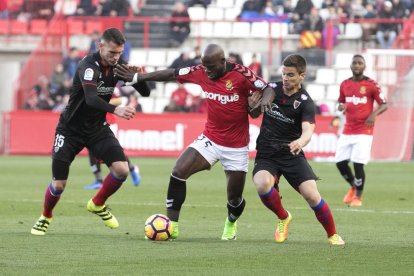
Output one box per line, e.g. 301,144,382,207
115,44,275,240
250,54,345,245
31,28,151,235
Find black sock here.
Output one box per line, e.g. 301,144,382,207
336,160,355,187
166,175,186,221
353,163,365,197
227,198,246,223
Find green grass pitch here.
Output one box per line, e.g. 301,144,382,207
0,155,413,275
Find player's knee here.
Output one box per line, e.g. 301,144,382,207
171,166,187,179
111,162,129,179
253,174,273,194
336,160,349,170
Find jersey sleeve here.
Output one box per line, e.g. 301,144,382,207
302,99,316,124
234,64,268,92
371,80,387,105
338,81,345,103
79,59,116,113
174,65,203,85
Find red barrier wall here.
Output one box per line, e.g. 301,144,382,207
2,111,412,160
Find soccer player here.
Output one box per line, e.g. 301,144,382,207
335,54,387,207
31,28,151,235
115,44,275,240
85,95,141,190
250,54,345,245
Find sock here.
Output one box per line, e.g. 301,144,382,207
336,160,355,187
259,187,288,220
227,198,246,223
353,163,365,197
166,175,186,221
42,182,63,218
89,152,102,182
311,199,337,238
92,173,125,206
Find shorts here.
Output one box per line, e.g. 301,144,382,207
253,153,318,188
52,124,127,167
334,134,373,164
189,134,249,172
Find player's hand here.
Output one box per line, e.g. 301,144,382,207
114,105,136,120
248,91,262,111
365,114,376,128
288,139,303,155
337,103,346,112
258,88,275,113
114,64,138,82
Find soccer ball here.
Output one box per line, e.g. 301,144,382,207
144,214,172,241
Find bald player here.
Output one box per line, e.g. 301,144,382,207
115,44,274,240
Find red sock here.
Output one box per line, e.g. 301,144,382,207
259,187,288,220
43,183,62,218
311,199,337,237
92,173,125,206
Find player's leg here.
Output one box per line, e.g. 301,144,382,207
31,127,81,235
252,160,290,242
298,180,344,245
335,134,356,204
125,155,141,187
166,146,211,238
84,150,103,190
86,129,128,229
349,134,372,206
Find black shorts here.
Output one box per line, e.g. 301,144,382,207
253,152,318,189
51,124,126,179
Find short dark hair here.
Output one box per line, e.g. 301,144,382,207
101,28,125,46
353,54,365,61
282,54,307,74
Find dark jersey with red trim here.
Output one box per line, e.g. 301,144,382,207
256,81,315,152
175,62,268,148
339,76,386,135
59,52,150,135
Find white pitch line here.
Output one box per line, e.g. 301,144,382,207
11,199,414,215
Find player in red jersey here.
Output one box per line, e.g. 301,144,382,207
115,44,275,240
335,54,387,207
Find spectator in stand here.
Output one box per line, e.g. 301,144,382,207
248,53,263,77
52,94,70,113
169,48,196,69
293,0,313,20
50,63,69,100
169,2,191,47
62,47,81,79
109,0,130,16
19,0,55,20
0,0,8,18
191,45,202,65
54,0,78,16
95,0,112,16
227,52,243,65
392,0,407,18
261,0,277,18
30,75,54,110
88,31,100,54
239,0,260,19
302,7,324,33
337,0,352,19
186,0,211,9
362,3,378,48
376,1,399,48
164,98,181,112
24,92,39,110
190,95,208,113
170,83,193,112
75,0,96,16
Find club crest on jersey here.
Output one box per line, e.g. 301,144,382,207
84,68,94,81
293,100,301,109
178,67,190,76
360,86,366,94
225,80,233,90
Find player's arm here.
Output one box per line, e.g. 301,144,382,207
289,122,315,155
365,102,388,127
248,90,262,118
115,64,176,82
337,82,346,112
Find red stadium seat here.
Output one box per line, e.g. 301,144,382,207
30,19,48,35
85,20,103,35
0,20,9,35
48,20,66,35
10,20,28,35
67,20,84,35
